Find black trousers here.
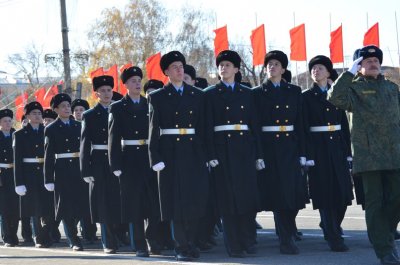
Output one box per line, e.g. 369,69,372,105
222,212,255,254
319,207,347,244
62,218,81,247
129,221,147,251
274,210,298,244
100,223,119,249
21,217,32,240
79,217,97,240
31,216,52,245
1,215,19,245
171,219,199,254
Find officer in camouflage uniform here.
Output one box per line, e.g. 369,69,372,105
328,45,400,265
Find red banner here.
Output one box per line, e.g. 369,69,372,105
250,24,266,66
290,24,307,61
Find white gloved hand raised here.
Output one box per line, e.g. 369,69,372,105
113,170,122,177
305,160,315,167
209,160,219,168
44,183,55,192
348,57,363,75
83,177,95,183
15,185,27,196
299,157,306,166
256,159,266,171
152,162,165,172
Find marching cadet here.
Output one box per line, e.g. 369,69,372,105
71,98,97,244
328,46,400,265
109,66,159,257
204,50,263,257
184,64,216,251
0,109,19,247
13,102,53,248
148,51,209,261
44,93,87,251
253,50,306,255
143,79,164,98
80,75,121,254
303,55,353,252
43,109,58,127
71,99,89,122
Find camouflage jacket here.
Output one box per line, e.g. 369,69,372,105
327,71,400,174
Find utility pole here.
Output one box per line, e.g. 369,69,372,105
60,0,72,95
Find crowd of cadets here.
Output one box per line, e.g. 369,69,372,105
0,46,395,262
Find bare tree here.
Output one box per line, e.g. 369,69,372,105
87,0,172,72
174,6,215,80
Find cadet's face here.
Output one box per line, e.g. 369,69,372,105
165,62,184,83
26,110,43,124
55,101,71,119
73,106,86,121
311,64,330,82
43,118,55,127
266,59,285,78
96,85,113,104
360,57,381,78
0,117,12,131
183,74,195,86
218,61,238,81
125,76,142,96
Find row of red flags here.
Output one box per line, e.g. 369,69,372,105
215,22,380,65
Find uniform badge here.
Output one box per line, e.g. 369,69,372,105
368,48,376,53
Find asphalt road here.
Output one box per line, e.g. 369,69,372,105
0,203,392,265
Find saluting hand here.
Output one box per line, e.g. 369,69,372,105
349,57,363,75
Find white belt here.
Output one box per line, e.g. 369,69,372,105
0,163,13,168
214,124,249,132
91,144,108,150
310,125,341,132
121,139,148,146
160,128,195,135
23,158,44,163
262,125,294,132
55,152,80,159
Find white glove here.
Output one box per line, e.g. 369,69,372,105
256,159,266,171
15,185,27,196
44,183,55,192
152,162,165,172
305,160,315,167
300,157,306,166
348,57,363,75
209,160,219,168
83,177,95,183
347,156,353,162
113,170,122,177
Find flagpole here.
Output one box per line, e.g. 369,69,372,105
395,12,400,76
366,12,369,29
293,12,299,86
341,23,345,72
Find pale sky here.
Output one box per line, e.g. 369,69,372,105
0,0,399,77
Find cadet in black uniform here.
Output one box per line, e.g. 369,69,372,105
43,109,57,127
148,51,209,261
253,51,307,255
0,109,19,247
109,66,159,257
13,102,53,248
44,94,88,251
303,55,353,252
204,50,263,257
80,75,122,254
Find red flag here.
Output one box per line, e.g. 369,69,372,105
290,24,307,61
42,85,59,109
363,22,380,47
329,25,344,63
118,63,133,96
89,67,104,79
146,53,168,84
34,87,46,106
15,92,28,121
250,24,266,66
104,64,119,92
213,25,229,57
